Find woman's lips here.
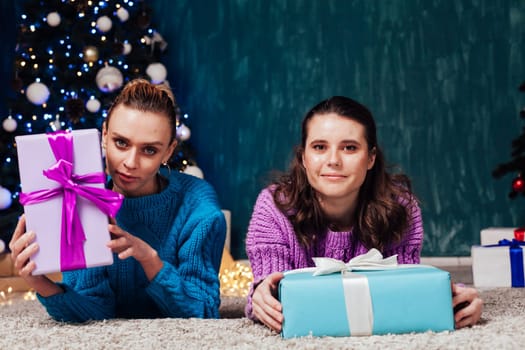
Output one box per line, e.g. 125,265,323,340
322,173,347,179
117,171,137,183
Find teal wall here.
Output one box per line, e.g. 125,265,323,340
150,0,525,258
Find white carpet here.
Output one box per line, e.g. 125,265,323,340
0,288,523,350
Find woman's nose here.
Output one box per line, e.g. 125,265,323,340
123,149,138,169
327,150,341,167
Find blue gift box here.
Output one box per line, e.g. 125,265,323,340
279,265,454,338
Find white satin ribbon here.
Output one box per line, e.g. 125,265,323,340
311,248,398,276
342,271,373,336
309,249,397,336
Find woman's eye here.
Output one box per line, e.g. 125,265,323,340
312,144,325,151
115,139,127,148
344,145,357,151
144,147,157,155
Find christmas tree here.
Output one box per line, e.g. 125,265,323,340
0,0,196,248
492,82,525,198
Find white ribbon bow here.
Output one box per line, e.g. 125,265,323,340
311,248,398,276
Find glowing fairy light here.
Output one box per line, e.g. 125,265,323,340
219,262,254,297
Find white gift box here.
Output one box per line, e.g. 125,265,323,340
480,227,518,245
16,129,122,275
471,244,525,288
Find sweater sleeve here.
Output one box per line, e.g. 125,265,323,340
384,196,424,264
244,187,296,320
145,182,226,319
37,266,116,323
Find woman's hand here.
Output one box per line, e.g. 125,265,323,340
452,283,483,328
9,215,38,278
252,272,285,332
9,215,63,296
106,220,163,280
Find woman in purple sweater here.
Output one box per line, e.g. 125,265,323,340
245,96,482,332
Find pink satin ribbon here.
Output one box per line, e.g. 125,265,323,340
19,130,123,271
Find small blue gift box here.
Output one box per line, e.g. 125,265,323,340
279,265,454,338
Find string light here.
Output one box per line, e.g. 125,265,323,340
0,288,36,307
219,261,253,297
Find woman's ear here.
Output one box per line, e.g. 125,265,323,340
368,147,377,170
163,139,178,164
101,121,108,149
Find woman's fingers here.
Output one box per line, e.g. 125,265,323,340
107,223,126,238
252,296,283,331
106,224,146,261
252,300,282,332
11,231,35,259
452,284,483,328
12,236,39,276
252,275,285,332
455,295,483,328
9,215,26,251
106,224,129,251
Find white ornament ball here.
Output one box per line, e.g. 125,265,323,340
96,15,113,33
183,165,204,179
46,12,61,27
146,62,168,84
96,66,123,93
116,8,130,22
86,98,101,113
0,186,12,210
122,42,132,55
26,82,50,105
2,116,17,132
176,124,191,141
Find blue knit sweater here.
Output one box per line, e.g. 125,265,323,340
37,171,226,322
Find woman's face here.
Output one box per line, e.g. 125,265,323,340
302,112,375,206
102,104,176,197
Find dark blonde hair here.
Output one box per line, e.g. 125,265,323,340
273,96,415,252
106,79,178,142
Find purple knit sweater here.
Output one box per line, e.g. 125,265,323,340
244,186,424,320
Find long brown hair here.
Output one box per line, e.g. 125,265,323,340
273,96,415,252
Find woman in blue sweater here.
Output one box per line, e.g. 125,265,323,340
10,79,226,322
